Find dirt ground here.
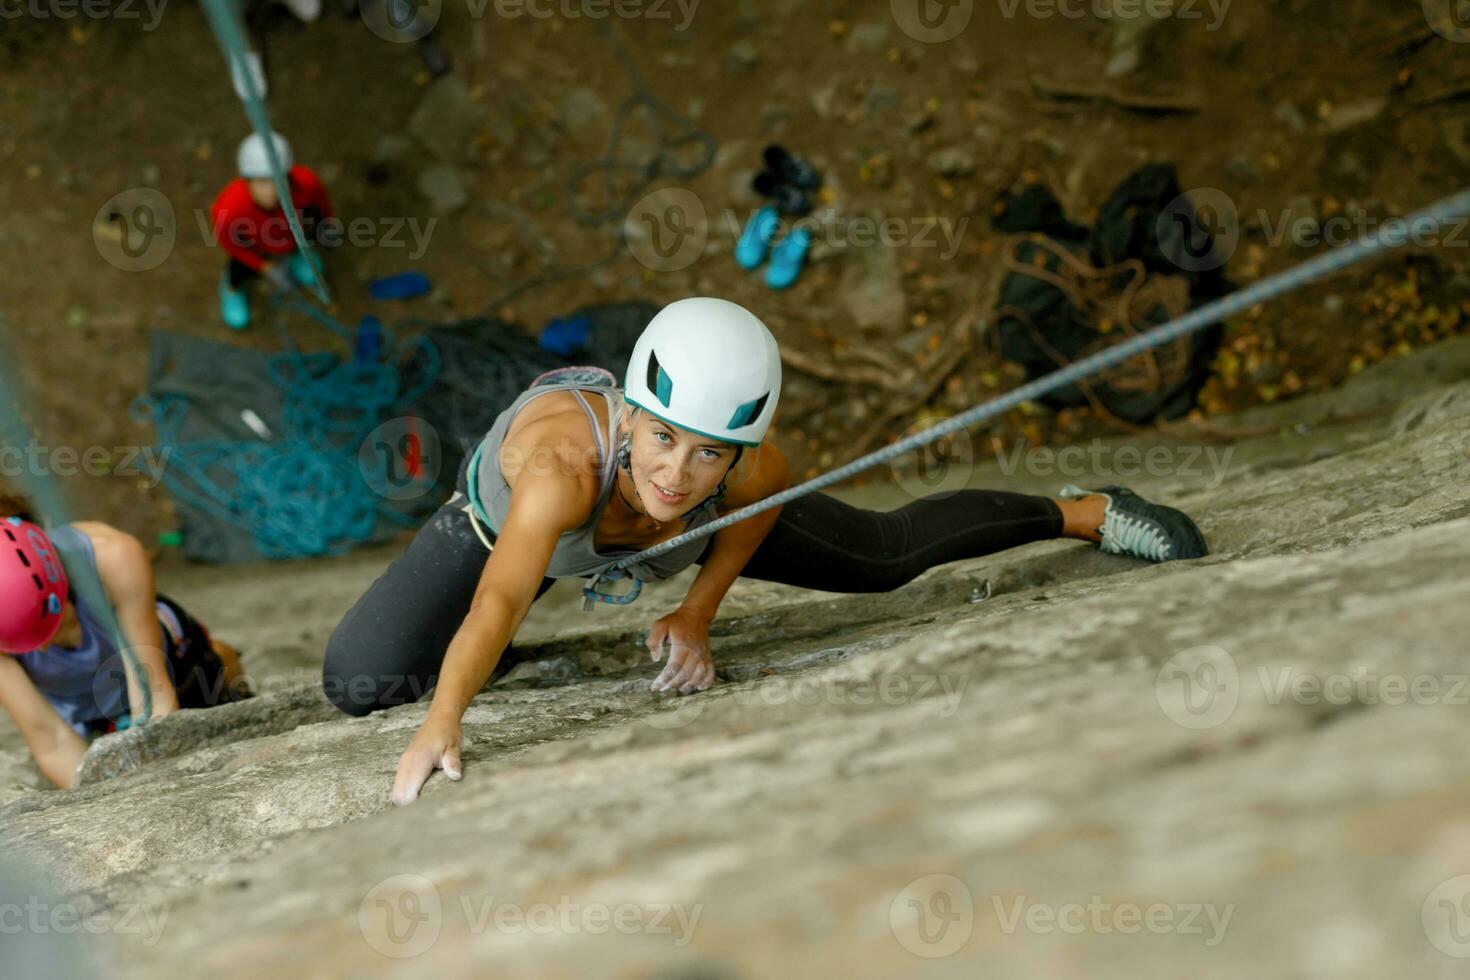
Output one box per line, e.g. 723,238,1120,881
4,0,1470,562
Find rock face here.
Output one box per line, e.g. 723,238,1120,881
4,341,1470,977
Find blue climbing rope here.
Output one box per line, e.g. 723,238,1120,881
131,296,442,560
199,0,330,306
581,187,1470,608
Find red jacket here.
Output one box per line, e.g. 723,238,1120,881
209,166,334,271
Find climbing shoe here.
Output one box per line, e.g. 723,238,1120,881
752,170,812,216
736,205,781,270
219,274,251,330
766,225,812,290
287,249,322,289
762,144,822,192
1059,484,1208,563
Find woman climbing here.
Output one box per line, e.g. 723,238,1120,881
0,506,252,788
319,297,1208,805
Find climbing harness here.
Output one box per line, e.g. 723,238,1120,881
579,187,1470,610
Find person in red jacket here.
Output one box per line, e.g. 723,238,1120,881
210,132,335,330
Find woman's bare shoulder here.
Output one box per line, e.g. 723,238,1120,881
720,442,792,509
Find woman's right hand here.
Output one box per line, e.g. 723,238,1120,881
391,712,463,806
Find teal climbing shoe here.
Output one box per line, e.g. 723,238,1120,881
219,274,250,330
736,205,781,271
287,249,321,288
766,225,812,290
1060,484,1208,563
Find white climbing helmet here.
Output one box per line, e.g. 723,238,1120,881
623,298,782,446
236,132,293,179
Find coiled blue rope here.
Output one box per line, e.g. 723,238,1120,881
132,298,442,560
581,187,1470,607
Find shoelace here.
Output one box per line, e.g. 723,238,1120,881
1100,505,1171,562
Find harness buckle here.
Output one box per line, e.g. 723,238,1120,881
580,567,644,612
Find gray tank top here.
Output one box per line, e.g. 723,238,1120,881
457,381,720,583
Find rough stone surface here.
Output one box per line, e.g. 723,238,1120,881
4,341,1470,977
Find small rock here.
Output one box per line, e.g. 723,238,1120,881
1274,101,1309,135
927,147,976,178
863,84,901,117
372,134,414,165
953,55,981,76
726,40,760,73
558,87,607,130
1324,97,1387,133
844,21,890,53
417,164,469,214
840,229,906,331
1324,295,1345,315
141,163,161,186
1224,154,1262,185
409,76,489,163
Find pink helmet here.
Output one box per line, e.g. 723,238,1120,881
0,517,69,654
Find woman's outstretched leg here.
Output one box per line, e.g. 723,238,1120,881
702,489,1065,593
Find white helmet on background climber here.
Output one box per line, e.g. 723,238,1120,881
623,297,782,446
237,132,293,179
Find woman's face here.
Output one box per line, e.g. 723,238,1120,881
623,411,740,520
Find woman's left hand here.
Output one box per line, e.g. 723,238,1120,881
647,608,716,694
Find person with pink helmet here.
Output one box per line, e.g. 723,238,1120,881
0,510,252,788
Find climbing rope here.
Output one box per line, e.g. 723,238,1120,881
199,0,331,306
0,326,153,722
580,187,1470,608
131,295,442,559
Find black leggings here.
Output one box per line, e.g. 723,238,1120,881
322,453,1062,716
